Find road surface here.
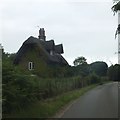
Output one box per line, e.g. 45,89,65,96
61,82,119,118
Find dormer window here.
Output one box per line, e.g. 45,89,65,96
28,62,34,70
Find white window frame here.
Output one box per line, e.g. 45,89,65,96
50,50,53,55
28,62,34,70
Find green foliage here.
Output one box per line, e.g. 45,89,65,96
90,61,108,76
8,84,97,118
72,58,108,78
107,64,120,81
73,56,87,66
112,1,120,15
2,52,109,117
75,64,90,77
3,70,102,115
88,73,100,84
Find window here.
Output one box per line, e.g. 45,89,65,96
50,50,53,55
28,62,34,70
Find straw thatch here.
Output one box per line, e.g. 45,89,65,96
14,36,68,66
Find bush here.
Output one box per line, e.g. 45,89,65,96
89,73,100,84
2,52,103,115
3,75,89,114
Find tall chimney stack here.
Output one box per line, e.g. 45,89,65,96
38,28,46,41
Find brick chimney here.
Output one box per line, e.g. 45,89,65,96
38,28,46,41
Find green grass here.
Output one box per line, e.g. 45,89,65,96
7,83,98,118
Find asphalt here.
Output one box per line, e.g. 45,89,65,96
61,82,119,118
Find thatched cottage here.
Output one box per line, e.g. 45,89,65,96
14,28,68,74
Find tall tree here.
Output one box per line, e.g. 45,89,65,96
112,1,120,15
107,64,120,81
112,0,120,64
90,61,108,76
73,56,87,66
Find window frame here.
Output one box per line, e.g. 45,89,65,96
28,62,34,70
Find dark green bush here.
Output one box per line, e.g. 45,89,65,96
89,73,100,84
2,52,104,115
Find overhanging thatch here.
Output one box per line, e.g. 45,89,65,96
14,36,68,66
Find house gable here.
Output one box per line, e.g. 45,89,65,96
14,28,69,72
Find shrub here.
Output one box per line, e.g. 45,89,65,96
89,73,100,84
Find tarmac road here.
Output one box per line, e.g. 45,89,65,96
61,82,119,118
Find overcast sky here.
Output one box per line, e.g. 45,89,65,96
0,0,118,66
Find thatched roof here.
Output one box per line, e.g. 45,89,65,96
55,44,63,54
24,36,55,50
14,36,68,65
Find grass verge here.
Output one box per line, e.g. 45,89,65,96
7,84,98,118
